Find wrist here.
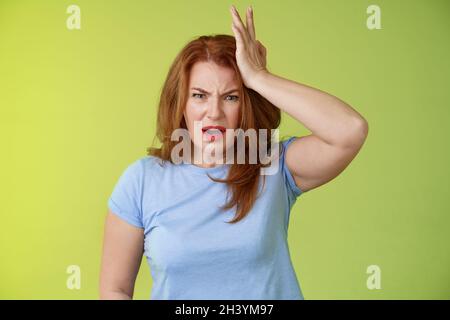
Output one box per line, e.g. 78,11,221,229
248,69,270,91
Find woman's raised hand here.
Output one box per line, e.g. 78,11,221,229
230,5,268,90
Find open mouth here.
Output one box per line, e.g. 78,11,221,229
202,125,226,142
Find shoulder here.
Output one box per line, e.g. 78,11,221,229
280,136,297,153
139,155,168,174
271,136,297,166
279,136,303,197
116,155,166,182
128,154,167,169
135,155,177,185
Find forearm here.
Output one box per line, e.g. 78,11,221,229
251,71,368,147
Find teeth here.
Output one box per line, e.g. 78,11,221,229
206,128,223,134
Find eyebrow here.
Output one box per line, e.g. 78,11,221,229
191,87,239,95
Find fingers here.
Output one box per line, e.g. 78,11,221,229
230,5,250,45
246,6,256,41
231,22,246,51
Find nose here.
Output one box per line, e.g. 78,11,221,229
206,96,223,121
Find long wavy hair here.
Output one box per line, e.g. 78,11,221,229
147,34,282,224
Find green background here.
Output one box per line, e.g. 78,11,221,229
1,0,449,299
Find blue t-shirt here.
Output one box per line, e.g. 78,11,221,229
107,136,304,300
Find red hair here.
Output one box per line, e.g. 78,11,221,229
147,34,282,223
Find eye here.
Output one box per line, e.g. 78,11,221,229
225,95,239,102
192,93,205,99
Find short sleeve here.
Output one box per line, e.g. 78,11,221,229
107,159,144,228
281,136,303,203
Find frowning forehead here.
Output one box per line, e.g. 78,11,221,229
189,61,240,94
190,87,239,96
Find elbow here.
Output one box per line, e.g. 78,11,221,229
357,117,369,140
99,287,133,300
342,117,369,148
99,278,134,300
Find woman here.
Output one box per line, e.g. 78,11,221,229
99,5,368,300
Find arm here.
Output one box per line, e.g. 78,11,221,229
228,5,368,193
251,71,369,192
99,210,144,299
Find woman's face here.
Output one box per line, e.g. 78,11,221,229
183,61,241,164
